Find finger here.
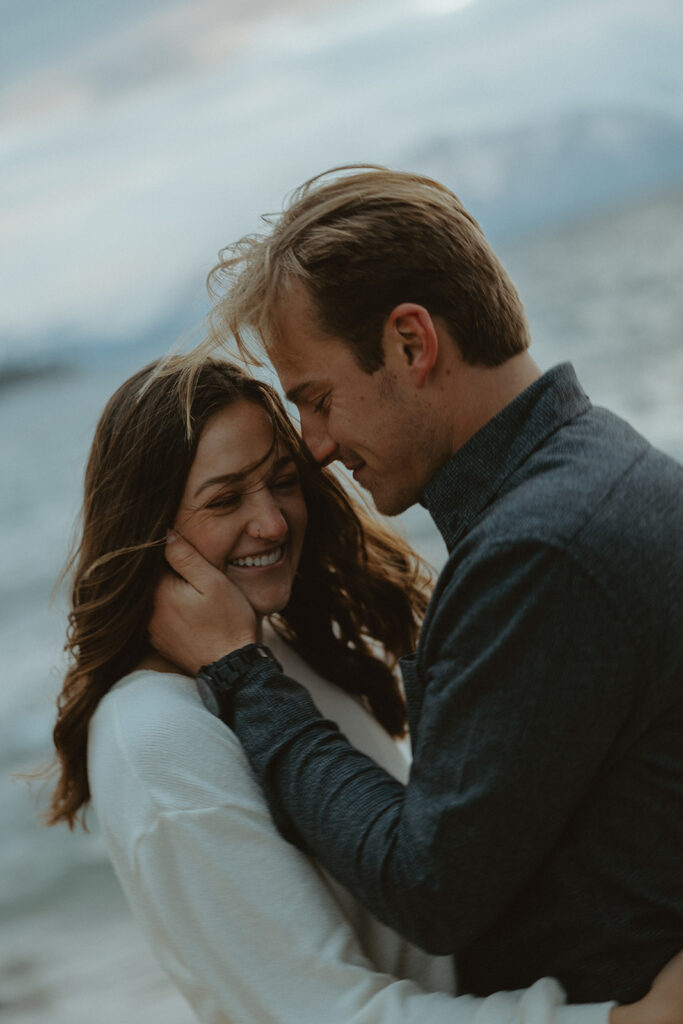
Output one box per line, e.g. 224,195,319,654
164,533,221,594
154,566,199,603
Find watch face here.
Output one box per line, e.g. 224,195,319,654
196,674,220,717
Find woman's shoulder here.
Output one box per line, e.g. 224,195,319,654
88,667,254,820
91,665,218,743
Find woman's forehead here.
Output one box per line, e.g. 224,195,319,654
186,401,292,497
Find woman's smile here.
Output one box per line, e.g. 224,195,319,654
228,544,286,570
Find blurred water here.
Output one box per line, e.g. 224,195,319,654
505,187,683,461
1,186,682,1018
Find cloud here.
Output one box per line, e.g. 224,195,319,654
0,0,681,353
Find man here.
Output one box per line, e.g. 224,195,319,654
150,167,683,1005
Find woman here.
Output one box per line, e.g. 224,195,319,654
48,357,680,1024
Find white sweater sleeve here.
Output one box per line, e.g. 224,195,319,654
88,670,614,1024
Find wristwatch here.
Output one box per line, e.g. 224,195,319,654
196,643,282,719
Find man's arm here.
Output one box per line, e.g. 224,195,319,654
96,669,612,1024
152,535,635,957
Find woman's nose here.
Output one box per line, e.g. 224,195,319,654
247,495,288,541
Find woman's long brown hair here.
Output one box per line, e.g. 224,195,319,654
48,357,432,829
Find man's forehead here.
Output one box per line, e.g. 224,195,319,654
267,334,328,402
268,282,359,397
269,344,323,404
270,280,317,343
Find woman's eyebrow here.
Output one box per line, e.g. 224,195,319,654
270,455,296,474
193,454,295,499
194,468,248,498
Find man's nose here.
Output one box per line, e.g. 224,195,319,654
300,416,338,466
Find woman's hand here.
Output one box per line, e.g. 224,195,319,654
611,950,683,1024
149,532,257,675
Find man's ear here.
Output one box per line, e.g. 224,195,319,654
383,303,438,386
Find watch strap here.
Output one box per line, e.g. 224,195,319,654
196,642,282,719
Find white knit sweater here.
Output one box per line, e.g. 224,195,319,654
88,628,613,1024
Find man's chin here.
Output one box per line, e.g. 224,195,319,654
370,486,418,518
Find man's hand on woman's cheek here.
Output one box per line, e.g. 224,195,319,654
149,532,257,675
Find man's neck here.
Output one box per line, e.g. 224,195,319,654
446,351,543,456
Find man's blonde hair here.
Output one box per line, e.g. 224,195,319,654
207,164,530,372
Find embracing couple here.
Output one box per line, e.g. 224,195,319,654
49,167,683,1023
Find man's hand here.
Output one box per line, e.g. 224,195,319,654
611,949,683,1024
149,533,257,676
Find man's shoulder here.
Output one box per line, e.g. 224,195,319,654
469,407,679,551
422,409,682,674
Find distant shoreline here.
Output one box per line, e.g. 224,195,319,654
0,358,74,393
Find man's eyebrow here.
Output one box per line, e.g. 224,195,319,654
285,381,317,405
193,454,295,499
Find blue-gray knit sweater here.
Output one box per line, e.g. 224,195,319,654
222,363,683,1003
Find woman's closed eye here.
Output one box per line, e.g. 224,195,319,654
271,472,300,493
205,491,241,512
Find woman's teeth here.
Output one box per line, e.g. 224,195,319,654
230,547,283,568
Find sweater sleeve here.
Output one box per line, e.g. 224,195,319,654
90,672,614,1024
129,803,612,1024
228,540,635,955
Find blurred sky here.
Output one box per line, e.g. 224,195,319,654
1,0,682,365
